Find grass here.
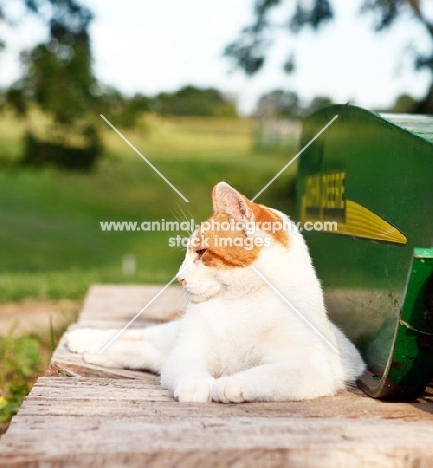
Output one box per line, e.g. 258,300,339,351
0,111,299,302
0,312,77,434
0,330,43,430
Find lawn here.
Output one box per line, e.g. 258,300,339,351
0,111,299,302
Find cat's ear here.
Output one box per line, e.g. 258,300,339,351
212,182,254,223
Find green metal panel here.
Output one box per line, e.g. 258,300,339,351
358,248,433,400
296,104,433,400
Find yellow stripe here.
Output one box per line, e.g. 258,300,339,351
340,200,406,244
300,171,407,245
301,199,407,245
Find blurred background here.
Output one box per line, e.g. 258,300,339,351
0,0,433,428
1,0,432,303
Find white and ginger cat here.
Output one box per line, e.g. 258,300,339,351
67,182,365,403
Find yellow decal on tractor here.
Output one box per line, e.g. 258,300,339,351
301,171,407,245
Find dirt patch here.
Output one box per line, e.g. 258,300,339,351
0,300,81,335
0,421,10,436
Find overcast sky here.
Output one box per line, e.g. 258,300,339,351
1,0,432,114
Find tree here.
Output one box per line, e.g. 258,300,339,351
0,0,102,170
391,93,417,113
154,86,238,117
94,86,152,129
256,90,299,118
225,0,433,113
256,89,333,118
1,0,95,123
306,96,333,114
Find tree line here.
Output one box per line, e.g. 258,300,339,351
2,84,238,127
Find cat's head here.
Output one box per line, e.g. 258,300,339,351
176,182,291,303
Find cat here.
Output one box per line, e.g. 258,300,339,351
67,181,365,403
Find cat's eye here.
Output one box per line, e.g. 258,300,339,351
196,249,206,260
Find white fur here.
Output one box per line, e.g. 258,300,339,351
67,190,365,403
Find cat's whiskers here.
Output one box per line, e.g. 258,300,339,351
169,207,184,225
171,205,195,236
183,206,195,234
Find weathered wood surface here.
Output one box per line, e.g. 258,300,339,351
1,285,433,468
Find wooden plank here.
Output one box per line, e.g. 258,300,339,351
1,285,433,468
2,416,433,467
79,285,186,323
15,398,433,421
12,378,433,421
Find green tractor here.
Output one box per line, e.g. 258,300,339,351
297,105,433,400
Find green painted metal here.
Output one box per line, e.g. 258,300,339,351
296,104,433,400
357,249,433,400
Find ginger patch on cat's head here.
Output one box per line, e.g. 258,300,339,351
188,182,289,269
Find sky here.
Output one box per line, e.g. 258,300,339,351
1,0,432,114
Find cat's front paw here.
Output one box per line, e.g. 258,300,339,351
66,328,99,354
212,377,252,403
174,376,214,403
82,341,136,369
83,350,119,369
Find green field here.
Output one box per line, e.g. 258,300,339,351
0,112,299,302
